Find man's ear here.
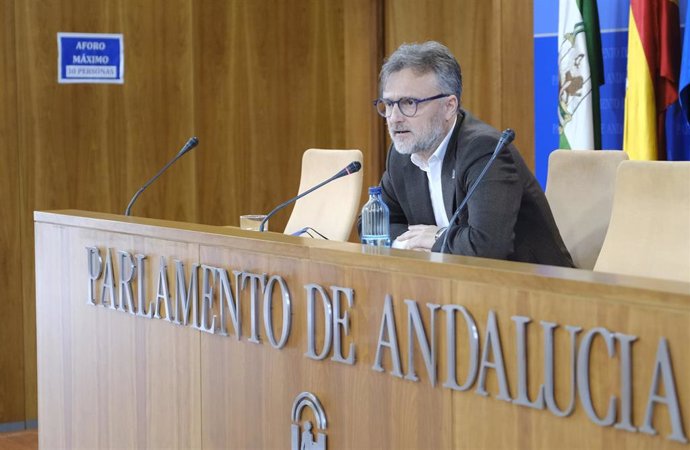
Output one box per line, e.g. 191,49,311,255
445,95,459,120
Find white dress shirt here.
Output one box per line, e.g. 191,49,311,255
410,117,456,227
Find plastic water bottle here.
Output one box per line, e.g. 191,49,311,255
361,186,391,247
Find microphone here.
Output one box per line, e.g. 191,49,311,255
440,129,515,253
259,161,362,232
124,136,199,216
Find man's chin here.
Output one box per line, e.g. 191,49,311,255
392,140,420,155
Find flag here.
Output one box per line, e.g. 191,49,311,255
666,2,690,163
623,0,680,160
679,3,690,124
665,102,690,160
558,0,604,150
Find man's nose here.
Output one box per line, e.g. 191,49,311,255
388,103,405,121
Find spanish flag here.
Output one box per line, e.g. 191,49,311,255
623,0,680,160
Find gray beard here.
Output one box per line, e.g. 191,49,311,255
390,123,447,156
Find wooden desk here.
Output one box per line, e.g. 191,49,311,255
34,210,690,449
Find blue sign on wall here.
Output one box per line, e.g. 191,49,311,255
57,32,124,84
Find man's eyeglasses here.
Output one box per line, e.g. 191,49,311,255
373,93,452,118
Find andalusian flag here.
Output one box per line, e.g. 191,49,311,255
558,0,604,150
623,0,680,160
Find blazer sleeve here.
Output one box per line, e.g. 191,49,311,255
380,147,410,240
432,137,522,258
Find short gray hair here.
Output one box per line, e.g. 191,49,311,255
379,41,462,103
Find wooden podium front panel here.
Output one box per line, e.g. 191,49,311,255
449,282,690,450
198,244,453,449
35,224,202,449
35,211,690,449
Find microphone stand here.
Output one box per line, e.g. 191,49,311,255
441,130,515,253
259,161,361,232
124,136,199,216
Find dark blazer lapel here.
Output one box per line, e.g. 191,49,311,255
441,113,465,218
403,161,435,223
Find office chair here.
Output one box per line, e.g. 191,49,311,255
284,148,363,241
594,160,690,283
545,149,628,269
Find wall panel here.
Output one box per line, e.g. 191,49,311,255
118,0,197,220
5,0,534,425
343,0,386,187
193,0,382,230
7,0,383,423
501,0,535,167
14,0,198,423
0,0,25,425
384,0,535,166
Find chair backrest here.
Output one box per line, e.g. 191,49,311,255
545,149,629,269
284,148,363,241
594,160,690,283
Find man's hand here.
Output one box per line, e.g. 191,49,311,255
393,224,441,251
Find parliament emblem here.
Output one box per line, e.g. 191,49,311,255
291,392,328,450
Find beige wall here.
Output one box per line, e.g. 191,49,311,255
0,0,533,423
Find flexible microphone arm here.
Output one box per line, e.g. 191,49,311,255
259,161,362,232
441,129,515,254
124,136,199,216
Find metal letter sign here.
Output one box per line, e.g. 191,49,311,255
57,32,124,84
291,392,327,450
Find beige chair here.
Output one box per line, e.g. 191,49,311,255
283,148,363,241
594,161,690,283
545,150,629,269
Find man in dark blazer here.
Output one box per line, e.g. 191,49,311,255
373,41,573,267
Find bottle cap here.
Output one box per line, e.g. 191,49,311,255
368,186,382,195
